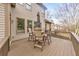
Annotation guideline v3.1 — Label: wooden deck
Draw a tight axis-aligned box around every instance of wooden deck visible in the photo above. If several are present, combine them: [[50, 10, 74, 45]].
[[8, 37, 76, 56]]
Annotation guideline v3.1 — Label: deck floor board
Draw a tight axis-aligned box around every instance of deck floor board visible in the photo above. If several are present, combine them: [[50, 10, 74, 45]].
[[8, 37, 76, 56]]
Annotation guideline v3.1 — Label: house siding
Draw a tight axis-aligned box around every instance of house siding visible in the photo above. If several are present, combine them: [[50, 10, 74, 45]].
[[11, 3, 46, 42], [0, 3, 10, 40], [0, 4, 5, 40], [31, 4, 45, 31], [0, 3, 10, 56], [11, 4, 32, 41]]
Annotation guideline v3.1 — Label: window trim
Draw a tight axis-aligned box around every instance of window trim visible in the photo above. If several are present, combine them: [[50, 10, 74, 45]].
[[16, 17, 25, 34], [27, 19, 33, 32], [25, 3, 32, 11], [18, 3, 32, 11]]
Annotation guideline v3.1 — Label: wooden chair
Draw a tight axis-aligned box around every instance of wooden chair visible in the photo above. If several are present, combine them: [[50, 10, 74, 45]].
[[28, 28, 35, 41], [44, 30, 52, 45], [28, 32, 35, 41], [34, 30, 45, 51]]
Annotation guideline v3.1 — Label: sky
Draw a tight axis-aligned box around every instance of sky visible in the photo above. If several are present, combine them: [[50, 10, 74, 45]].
[[44, 3, 62, 24], [44, 3, 60, 11]]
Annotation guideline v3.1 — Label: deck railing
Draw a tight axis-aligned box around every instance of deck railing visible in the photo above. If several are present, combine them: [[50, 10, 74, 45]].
[[0, 36, 10, 56], [70, 32, 79, 56]]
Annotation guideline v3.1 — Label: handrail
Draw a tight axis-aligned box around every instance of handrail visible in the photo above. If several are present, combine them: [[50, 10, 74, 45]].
[[71, 32, 79, 43], [0, 36, 10, 56], [70, 32, 79, 56], [0, 36, 9, 49]]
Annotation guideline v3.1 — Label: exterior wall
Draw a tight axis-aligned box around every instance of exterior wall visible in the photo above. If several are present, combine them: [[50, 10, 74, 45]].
[[11, 3, 46, 41], [51, 23, 54, 31], [0, 3, 46, 55], [0, 4, 5, 40], [0, 3, 10, 56], [5, 3, 11, 38], [11, 4, 32, 41], [45, 22, 51, 31], [0, 3, 10, 41], [31, 4, 45, 31]]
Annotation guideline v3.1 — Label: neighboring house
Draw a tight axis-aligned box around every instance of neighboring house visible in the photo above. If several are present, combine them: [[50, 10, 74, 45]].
[[10, 3, 47, 42], [51, 21, 54, 31], [54, 24, 68, 33], [45, 19, 52, 31], [45, 19, 54, 34]]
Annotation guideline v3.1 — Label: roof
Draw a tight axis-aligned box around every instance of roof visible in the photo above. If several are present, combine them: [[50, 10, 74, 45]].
[[45, 19, 52, 24], [11, 3, 16, 8], [37, 3, 47, 10]]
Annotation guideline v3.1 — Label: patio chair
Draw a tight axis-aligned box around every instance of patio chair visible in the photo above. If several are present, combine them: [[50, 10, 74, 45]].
[[34, 30, 45, 51], [28, 32, 35, 41], [28, 28, 35, 41], [45, 30, 52, 45]]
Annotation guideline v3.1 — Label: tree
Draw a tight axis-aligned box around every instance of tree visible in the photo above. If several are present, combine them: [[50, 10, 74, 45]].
[[46, 10, 53, 19], [54, 3, 79, 33]]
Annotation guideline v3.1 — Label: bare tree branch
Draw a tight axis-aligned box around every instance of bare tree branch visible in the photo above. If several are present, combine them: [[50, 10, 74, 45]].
[[54, 3, 79, 32]]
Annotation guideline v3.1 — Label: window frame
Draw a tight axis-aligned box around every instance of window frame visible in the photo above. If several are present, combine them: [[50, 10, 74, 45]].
[[16, 17, 25, 34], [27, 20, 32, 32], [24, 3, 32, 10], [18, 3, 32, 11]]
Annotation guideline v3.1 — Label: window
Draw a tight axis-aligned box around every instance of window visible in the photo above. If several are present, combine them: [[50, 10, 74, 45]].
[[19, 3, 32, 10], [37, 12, 40, 22], [34, 21, 41, 28], [19, 3, 25, 6], [27, 20, 32, 32], [35, 12, 41, 28], [25, 3, 32, 10], [17, 18, 25, 33]]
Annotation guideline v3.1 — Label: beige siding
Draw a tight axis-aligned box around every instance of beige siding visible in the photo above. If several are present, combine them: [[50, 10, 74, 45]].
[[0, 3, 10, 40], [5, 4, 11, 38], [51, 23, 54, 31], [0, 4, 11, 53], [31, 4, 45, 31], [0, 4, 5, 40], [11, 3, 46, 42], [11, 4, 32, 41]]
